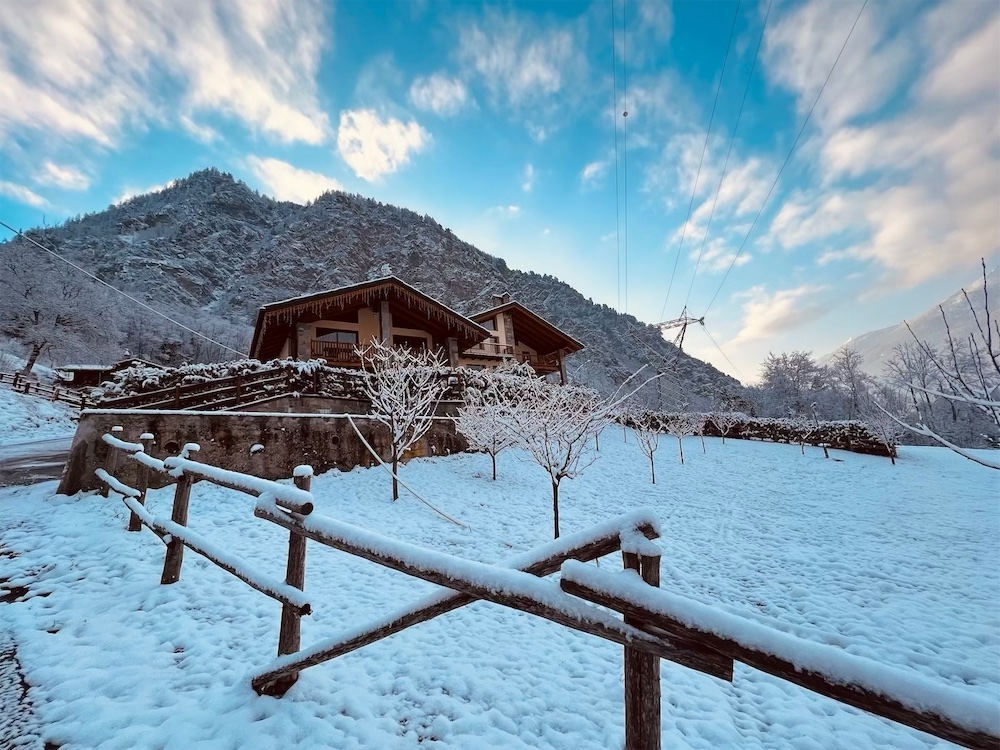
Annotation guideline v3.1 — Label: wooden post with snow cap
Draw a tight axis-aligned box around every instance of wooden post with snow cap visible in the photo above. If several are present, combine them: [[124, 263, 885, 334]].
[[160, 443, 199, 585], [621, 529, 662, 750], [101, 425, 125, 498], [264, 464, 313, 697], [129, 433, 155, 532]]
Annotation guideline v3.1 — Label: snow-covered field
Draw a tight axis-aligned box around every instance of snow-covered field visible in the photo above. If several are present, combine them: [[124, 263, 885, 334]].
[[0, 388, 78, 447], [1, 427, 997, 749]]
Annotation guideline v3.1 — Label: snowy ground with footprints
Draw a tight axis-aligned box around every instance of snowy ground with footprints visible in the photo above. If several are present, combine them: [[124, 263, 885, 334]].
[[1, 417, 997, 749]]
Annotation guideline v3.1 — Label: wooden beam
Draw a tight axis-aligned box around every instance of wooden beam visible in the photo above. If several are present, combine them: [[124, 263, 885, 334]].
[[623, 549, 661, 750], [250, 512, 732, 695], [560, 573, 997, 750]]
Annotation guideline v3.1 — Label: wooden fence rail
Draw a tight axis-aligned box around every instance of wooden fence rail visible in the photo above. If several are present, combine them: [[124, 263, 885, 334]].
[[99, 366, 295, 411], [0, 371, 94, 408], [97, 428, 315, 679], [94, 431, 996, 750]]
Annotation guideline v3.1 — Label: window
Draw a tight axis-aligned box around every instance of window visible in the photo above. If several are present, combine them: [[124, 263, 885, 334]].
[[480, 318, 495, 331], [393, 335, 427, 351], [315, 328, 358, 344]]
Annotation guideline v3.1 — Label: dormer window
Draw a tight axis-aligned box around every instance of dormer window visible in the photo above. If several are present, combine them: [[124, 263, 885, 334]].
[[481, 318, 496, 332]]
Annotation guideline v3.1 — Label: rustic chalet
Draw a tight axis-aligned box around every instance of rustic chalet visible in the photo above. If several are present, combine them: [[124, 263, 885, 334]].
[[461, 293, 584, 383], [249, 278, 583, 383]]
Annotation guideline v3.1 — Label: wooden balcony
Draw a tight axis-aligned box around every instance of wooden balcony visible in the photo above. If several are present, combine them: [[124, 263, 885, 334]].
[[310, 340, 362, 366], [463, 341, 514, 358], [518, 352, 560, 374]]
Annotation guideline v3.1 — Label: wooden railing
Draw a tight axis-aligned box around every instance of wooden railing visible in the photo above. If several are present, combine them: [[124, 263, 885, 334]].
[[463, 341, 514, 357], [99, 367, 295, 411], [517, 352, 560, 372], [96, 431, 994, 750], [310, 340, 362, 365], [0, 371, 94, 408]]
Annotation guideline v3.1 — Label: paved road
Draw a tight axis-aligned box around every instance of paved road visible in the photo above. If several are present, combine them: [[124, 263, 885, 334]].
[[0, 436, 72, 488]]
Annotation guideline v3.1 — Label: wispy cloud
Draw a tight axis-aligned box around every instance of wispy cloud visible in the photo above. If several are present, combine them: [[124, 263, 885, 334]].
[[488, 204, 521, 218], [409, 74, 469, 116], [731, 283, 831, 346], [245, 157, 343, 204], [761, 0, 1000, 288], [0, 1, 331, 153], [34, 161, 90, 190], [580, 160, 609, 188], [522, 163, 535, 193], [336, 109, 430, 181], [0, 181, 47, 208]]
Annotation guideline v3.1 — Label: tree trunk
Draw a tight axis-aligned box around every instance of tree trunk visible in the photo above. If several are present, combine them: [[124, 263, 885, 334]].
[[677, 438, 685, 465], [700, 434, 706, 453], [20, 342, 43, 376], [595, 433, 600, 451], [552, 480, 560, 539], [649, 455, 656, 484], [491, 452, 497, 481], [392, 454, 399, 501]]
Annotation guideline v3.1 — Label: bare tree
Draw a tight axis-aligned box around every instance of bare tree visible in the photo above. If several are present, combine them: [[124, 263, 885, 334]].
[[710, 411, 740, 444], [888, 260, 1000, 470], [456, 361, 534, 480], [359, 340, 450, 499], [662, 413, 702, 464], [829, 346, 870, 419], [634, 412, 662, 483], [508, 371, 657, 538], [861, 389, 904, 465]]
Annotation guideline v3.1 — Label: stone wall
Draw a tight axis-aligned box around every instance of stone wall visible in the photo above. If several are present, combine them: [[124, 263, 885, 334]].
[[58, 407, 466, 496]]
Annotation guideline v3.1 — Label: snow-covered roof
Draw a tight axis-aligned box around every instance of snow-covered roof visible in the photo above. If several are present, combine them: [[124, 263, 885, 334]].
[[472, 300, 585, 354]]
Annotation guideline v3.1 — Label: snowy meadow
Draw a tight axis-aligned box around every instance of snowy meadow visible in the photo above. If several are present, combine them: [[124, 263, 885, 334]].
[[1, 431, 997, 749]]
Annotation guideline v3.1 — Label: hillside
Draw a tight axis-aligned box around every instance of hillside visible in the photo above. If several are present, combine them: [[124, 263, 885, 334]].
[[820, 266, 999, 377], [0, 168, 739, 404]]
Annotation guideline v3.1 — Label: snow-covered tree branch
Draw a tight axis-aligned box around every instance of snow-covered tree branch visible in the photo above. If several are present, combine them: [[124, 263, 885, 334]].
[[359, 340, 450, 499]]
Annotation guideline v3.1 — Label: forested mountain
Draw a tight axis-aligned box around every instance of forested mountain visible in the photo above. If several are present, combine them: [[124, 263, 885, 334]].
[[0, 168, 740, 405]]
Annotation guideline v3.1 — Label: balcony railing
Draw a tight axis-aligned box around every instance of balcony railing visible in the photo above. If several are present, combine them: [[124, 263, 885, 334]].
[[463, 341, 515, 358], [518, 352, 560, 372], [310, 340, 362, 365]]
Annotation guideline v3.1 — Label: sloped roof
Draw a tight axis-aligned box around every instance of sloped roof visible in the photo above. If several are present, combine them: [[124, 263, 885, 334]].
[[251, 276, 491, 360], [471, 300, 585, 355]]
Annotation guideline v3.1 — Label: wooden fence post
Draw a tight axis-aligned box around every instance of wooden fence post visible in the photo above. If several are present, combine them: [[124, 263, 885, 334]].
[[265, 467, 312, 696], [623, 547, 662, 750], [128, 433, 155, 532], [160, 445, 198, 585], [101, 426, 124, 498], [173, 383, 180, 409]]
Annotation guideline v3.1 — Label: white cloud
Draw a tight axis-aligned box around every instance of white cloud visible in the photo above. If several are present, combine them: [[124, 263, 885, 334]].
[[0, 181, 47, 207], [522, 163, 535, 193], [457, 10, 587, 113], [0, 1, 331, 151], [580, 160, 609, 188], [409, 74, 469, 116], [34, 161, 90, 190], [488, 205, 521, 218], [764, 3, 1000, 288], [336, 109, 430, 182], [245, 156, 343, 204], [731, 284, 831, 345]]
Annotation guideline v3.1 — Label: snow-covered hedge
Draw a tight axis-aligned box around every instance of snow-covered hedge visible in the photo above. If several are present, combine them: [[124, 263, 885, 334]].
[[624, 411, 896, 458], [92, 359, 365, 402]]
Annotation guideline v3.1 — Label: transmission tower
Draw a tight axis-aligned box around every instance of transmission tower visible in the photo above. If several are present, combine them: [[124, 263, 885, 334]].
[[655, 307, 705, 351]]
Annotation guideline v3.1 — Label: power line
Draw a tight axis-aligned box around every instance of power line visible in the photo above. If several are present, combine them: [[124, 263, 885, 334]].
[[0, 219, 249, 358], [611, 0, 622, 312], [703, 0, 868, 318], [660, 0, 742, 322], [702, 323, 745, 381], [684, 0, 772, 311], [622, 0, 629, 314]]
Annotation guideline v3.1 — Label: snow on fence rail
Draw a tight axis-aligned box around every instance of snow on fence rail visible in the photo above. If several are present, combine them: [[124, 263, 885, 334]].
[[94, 429, 992, 750], [0, 371, 94, 408], [560, 562, 999, 750], [97, 429, 316, 663]]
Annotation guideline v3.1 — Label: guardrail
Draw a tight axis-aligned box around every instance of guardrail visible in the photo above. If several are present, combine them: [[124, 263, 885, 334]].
[[99, 367, 297, 411]]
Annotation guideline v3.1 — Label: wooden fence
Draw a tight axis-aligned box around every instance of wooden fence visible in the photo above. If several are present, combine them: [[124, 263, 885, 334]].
[[99, 366, 299, 411], [97, 434, 997, 750], [0, 371, 94, 409]]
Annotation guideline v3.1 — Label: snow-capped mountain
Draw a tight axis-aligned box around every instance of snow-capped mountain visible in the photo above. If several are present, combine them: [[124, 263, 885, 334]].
[[819, 265, 999, 376], [1, 169, 740, 403]]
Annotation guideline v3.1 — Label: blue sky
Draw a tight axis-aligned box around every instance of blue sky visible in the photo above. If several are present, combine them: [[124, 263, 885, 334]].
[[1, 0, 997, 382]]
